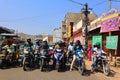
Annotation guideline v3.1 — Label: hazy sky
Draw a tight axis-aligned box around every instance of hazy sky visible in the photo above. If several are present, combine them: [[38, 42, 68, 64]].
[[0, 0, 119, 35]]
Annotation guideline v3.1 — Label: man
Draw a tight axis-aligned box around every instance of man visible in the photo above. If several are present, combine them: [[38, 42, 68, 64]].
[[91, 42, 106, 72], [23, 38, 34, 65]]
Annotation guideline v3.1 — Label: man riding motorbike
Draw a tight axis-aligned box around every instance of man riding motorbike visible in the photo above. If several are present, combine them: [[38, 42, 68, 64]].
[[53, 40, 67, 71], [70, 40, 84, 71], [2, 40, 14, 63], [91, 42, 106, 73], [23, 38, 34, 67], [34, 40, 41, 68], [66, 40, 74, 64]]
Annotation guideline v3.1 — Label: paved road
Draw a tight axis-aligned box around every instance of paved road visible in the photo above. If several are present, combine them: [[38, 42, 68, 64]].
[[0, 67, 111, 80]]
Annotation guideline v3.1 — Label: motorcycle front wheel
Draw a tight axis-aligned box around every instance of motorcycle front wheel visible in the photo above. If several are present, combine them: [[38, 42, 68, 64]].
[[103, 62, 110, 76], [40, 58, 44, 71], [79, 61, 85, 75]]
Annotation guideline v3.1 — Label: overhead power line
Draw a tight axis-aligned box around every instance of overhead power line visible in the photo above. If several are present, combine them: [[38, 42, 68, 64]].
[[68, 0, 84, 6], [93, 0, 107, 6], [112, 0, 120, 2]]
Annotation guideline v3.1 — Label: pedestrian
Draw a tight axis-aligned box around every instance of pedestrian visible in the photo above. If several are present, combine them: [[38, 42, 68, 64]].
[[87, 44, 92, 61]]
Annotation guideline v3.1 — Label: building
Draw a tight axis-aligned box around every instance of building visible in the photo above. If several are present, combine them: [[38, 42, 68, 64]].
[[73, 12, 98, 45], [88, 8, 120, 57], [53, 27, 62, 43], [43, 35, 53, 44], [62, 12, 82, 41]]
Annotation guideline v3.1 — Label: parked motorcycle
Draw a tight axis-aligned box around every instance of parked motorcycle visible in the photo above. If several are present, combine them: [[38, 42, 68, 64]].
[[93, 53, 110, 76], [53, 48, 64, 72], [23, 48, 33, 71], [74, 49, 85, 75]]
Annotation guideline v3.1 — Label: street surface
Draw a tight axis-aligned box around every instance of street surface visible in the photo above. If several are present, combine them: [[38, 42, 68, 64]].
[[1, 60, 120, 80], [0, 67, 109, 80]]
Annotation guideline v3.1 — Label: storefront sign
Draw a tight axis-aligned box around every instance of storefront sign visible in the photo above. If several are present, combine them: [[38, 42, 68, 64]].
[[106, 36, 118, 49], [100, 8, 119, 32], [100, 17, 119, 32], [92, 35, 102, 48]]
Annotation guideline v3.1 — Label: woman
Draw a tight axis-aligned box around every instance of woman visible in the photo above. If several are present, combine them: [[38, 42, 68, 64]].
[[70, 40, 84, 71]]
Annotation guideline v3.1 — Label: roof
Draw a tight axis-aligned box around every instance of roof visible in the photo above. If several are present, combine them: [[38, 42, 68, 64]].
[[0, 26, 14, 33], [0, 33, 18, 37]]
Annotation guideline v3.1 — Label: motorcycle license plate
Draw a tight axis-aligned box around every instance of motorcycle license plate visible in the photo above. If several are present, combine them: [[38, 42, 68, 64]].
[[18, 59, 22, 62]]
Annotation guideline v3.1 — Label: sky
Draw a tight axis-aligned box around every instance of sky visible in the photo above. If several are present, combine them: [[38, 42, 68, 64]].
[[0, 0, 120, 35]]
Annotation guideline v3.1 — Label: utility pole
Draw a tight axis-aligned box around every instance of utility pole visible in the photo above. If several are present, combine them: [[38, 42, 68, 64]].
[[82, 3, 90, 52], [108, 0, 111, 10], [108, 0, 112, 61], [68, 1, 91, 53]]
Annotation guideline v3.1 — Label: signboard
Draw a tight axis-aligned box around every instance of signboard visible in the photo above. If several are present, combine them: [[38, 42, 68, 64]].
[[101, 17, 119, 32], [100, 8, 119, 32], [92, 35, 102, 48], [106, 36, 118, 49]]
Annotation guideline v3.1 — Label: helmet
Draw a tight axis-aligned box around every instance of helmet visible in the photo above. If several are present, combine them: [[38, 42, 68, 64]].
[[75, 40, 81, 45], [27, 38, 31, 42], [58, 40, 63, 45], [94, 42, 100, 49]]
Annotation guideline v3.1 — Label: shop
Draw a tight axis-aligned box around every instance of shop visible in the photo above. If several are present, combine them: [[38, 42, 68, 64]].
[[88, 8, 120, 57]]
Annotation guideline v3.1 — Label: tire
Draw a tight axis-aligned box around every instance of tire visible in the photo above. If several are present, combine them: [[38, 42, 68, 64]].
[[79, 61, 85, 75], [23, 64, 27, 71], [56, 64, 59, 72], [103, 63, 110, 76], [40, 58, 44, 71]]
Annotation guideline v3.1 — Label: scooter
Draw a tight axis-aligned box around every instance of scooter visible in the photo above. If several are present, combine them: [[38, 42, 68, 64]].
[[53, 48, 64, 72]]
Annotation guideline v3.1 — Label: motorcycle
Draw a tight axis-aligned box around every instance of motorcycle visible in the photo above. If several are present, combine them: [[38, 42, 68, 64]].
[[23, 48, 33, 71], [0, 48, 7, 68], [39, 49, 49, 71], [34, 47, 40, 68], [93, 53, 110, 76], [74, 49, 85, 75], [0, 48, 13, 68], [53, 48, 64, 72]]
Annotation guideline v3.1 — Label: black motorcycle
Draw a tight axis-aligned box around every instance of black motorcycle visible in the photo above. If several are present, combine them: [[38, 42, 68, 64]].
[[34, 49, 40, 68], [0, 48, 13, 68], [39, 49, 49, 71], [93, 53, 110, 76], [23, 48, 34, 71]]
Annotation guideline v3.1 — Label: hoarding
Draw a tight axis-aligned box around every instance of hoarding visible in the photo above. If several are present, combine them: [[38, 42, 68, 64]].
[[106, 36, 118, 49], [100, 17, 119, 32], [100, 8, 119, 32]]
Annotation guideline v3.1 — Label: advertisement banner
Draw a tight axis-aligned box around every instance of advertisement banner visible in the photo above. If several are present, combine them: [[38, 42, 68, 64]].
[[92, 35, 102, 48], [100, 17, 119, 32], [106, 36, 118, 49], [100, 8, 119, 32]]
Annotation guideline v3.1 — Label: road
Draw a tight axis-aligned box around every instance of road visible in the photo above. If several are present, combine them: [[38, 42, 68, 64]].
[[0, 67, 111, 80]]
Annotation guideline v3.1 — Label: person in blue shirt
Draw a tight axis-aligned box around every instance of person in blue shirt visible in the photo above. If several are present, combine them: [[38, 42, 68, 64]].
[[69, 40, 84, 71], [66, 40, 74, 63]]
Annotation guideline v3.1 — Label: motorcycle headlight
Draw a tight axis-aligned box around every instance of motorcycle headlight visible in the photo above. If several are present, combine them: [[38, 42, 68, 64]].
[[79, 53, 84, 58], [101, 55, 107, 59]]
